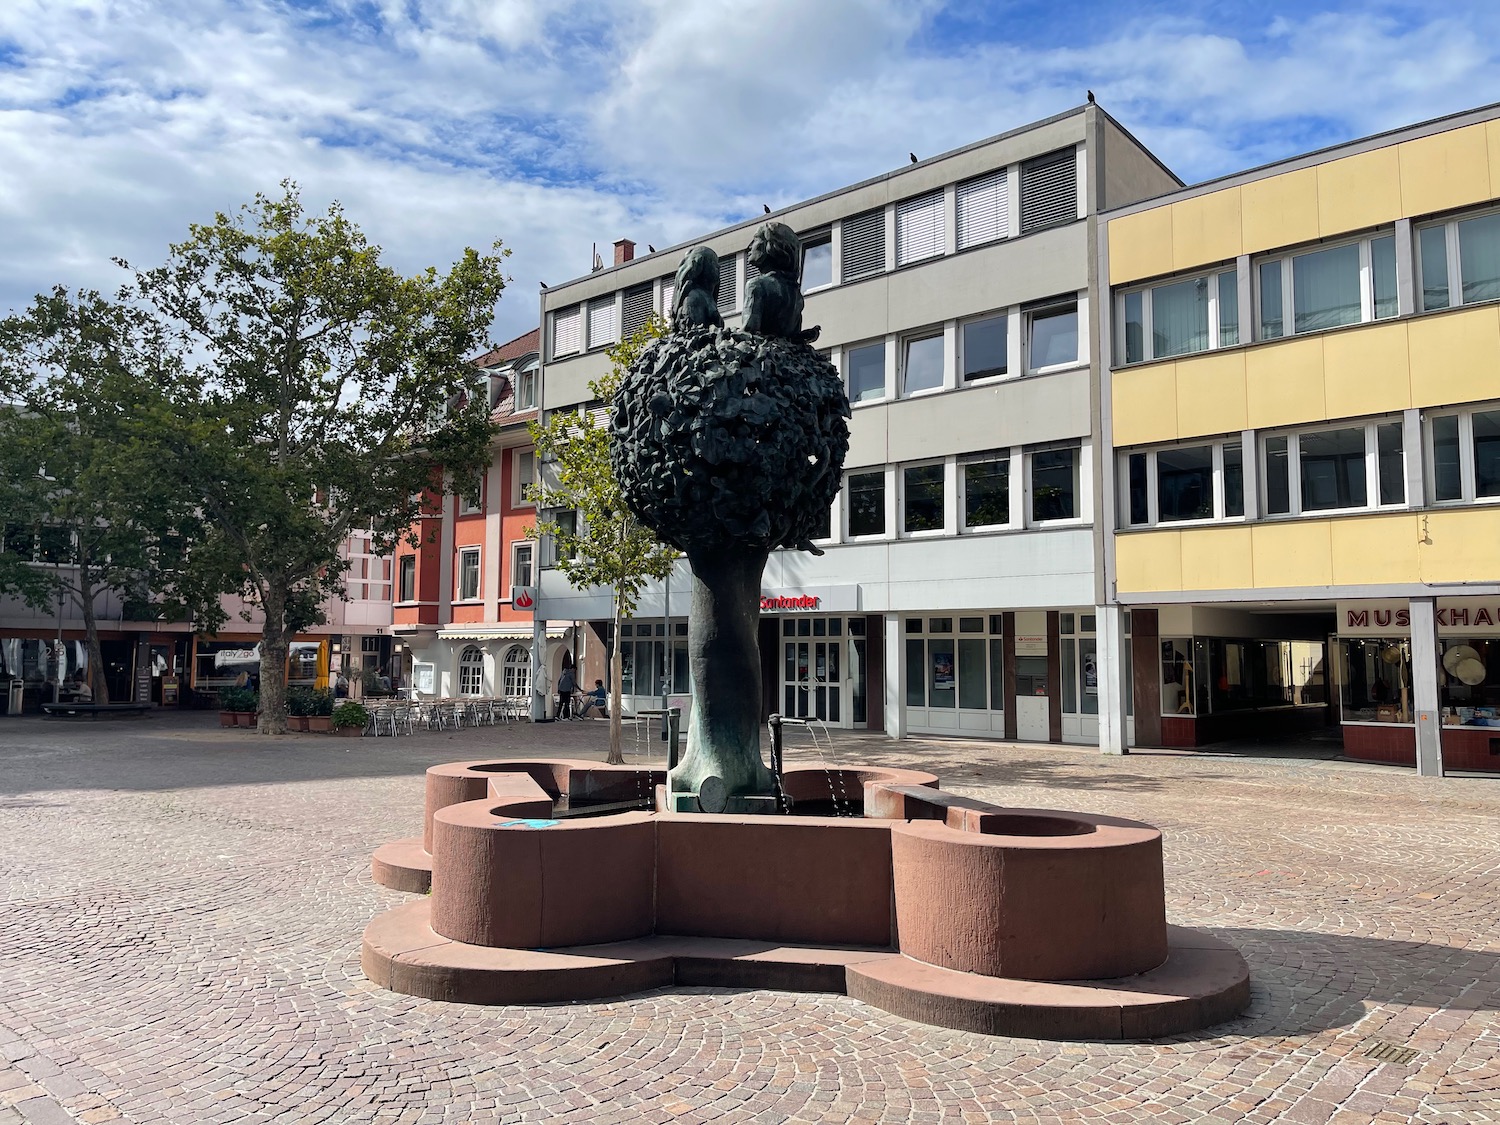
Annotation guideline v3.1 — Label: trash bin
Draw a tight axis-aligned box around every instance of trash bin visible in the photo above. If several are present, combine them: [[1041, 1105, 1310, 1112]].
[[3, 679, 23, 716]]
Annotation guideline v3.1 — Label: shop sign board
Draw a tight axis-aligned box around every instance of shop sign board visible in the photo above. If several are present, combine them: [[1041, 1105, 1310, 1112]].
[[758, 585, 859, 613], [1014, 634, 1047, 656], [510, 586, 537, 610], [1339, 598, 1500, 636]]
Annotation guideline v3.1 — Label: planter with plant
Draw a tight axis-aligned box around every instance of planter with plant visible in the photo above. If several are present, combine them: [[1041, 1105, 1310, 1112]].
[[237, 691, 259, 727], [331, 700, 368, 737], [286, 687, 313, 732], [308, 688, 335, 732], [217, 688, 241, 728]]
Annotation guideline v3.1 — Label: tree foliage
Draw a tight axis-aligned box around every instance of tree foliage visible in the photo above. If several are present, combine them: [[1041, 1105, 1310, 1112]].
[[528, 316, 679, 762], [123, 182, 508, 732], [0, 287, 201, 702]]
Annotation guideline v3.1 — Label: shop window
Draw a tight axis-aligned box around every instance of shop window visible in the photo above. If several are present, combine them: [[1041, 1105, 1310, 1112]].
[[458, 645, 485, 696], [845, 341, 886, 404], [397, 556, 415, 603], [902, 463, 945, 534], [1255, 232, 1397, 340], [961, 312, 1007, 381], [1028, 444, 1080, 524], [961, 455, 1010, 530], [1439, 637, 1500, 728], [901, 332, 944, 396], [1261, 419, 1405, 517], [1118, 268, 1237, 364], [1160, 638, 1197, 716], [801, 233, 832, 292], [1026, 301, 1078, 372], [1427, 405, 1500, 504], [1418, 208, 1500, 311], [1338, 638, 1411, 724], [846, 470, 886, 537]]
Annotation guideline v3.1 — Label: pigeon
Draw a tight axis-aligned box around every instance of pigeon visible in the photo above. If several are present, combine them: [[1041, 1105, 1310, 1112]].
[[763, 204, 771, 214], [909, 152, 918, 163], [647, 244, 656, 253], [539, 281, 547, 289], [1087, 89, 1095, 103]]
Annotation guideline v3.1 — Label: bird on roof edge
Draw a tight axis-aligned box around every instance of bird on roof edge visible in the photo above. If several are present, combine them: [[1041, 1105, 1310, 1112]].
[[1087, 89, 1095, 103], [648, 244, 656, 253], [909, 152, 918, 163], [763, 204, 771, 214]]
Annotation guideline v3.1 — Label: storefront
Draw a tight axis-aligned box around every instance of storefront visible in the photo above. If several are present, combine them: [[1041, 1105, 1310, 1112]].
[[1336, 598, 1500, 771], [189, 637, 329, 697]]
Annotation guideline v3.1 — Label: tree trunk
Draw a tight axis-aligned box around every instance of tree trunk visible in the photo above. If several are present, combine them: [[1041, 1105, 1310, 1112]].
[[606, 594, 624, 764], [76, 571, 111, 705], [668, 545, 773, 800], [258, 583, 290, 735]]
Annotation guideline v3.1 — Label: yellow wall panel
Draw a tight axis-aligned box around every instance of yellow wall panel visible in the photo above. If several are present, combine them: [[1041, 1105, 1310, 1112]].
[[1245, 337, 1325, 428], [1179, 526, 1253, 591], [1398, 124, 1492, 217], [1419, 508, 1500, 583], [1108, 208, 1174, 286], [1316, 147, 1402, 236], [1111, 362, 1179, 447], [1251, 521, 1334, 588], [1115, 532, 1183, 594], [1170, 188, 1242, 272], [1174, 350, 1247, 438], [1330, 516, 1420, 585], [1322, 323, 1412, 420], [1240, 168, 1320, 254], [1406, 306, 1500, 408]]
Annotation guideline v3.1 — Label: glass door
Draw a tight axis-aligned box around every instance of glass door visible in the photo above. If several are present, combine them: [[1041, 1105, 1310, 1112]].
[[782, 617, 843, 724]]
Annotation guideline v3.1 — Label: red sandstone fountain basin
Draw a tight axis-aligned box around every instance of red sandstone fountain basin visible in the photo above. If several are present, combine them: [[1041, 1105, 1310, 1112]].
[[365, 759, 1249, 1040]]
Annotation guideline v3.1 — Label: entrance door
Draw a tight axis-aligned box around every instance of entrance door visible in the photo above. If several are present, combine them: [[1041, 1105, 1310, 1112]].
[[1014, 655, 1050, 741], [782, 617, 844, 725]]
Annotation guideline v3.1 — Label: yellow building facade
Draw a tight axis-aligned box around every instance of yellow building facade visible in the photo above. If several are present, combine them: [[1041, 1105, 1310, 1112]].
[[1101, 104, 1500, 774]]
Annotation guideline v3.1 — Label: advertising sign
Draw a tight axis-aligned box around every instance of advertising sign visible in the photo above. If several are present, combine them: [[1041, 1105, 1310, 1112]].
[[511, 587, 537, 610]]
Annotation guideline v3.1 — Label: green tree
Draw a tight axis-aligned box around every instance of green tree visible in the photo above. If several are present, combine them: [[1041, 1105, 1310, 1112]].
[[124, 183, 508, 732], [0, 288, 199, 702], [528, 317, 679, 763]]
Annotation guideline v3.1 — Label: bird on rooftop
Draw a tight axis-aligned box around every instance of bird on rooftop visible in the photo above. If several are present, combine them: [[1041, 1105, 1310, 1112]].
[[909, 152, 918, 163], [1087, 90, 1095, 103], [539, 281, 547, 289], [763, 204, 771, 214], [648, 244, 656, 253]]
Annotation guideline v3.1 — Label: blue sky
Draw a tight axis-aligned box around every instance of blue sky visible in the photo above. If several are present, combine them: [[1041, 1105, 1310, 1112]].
[[3, 0, 1500, 346]]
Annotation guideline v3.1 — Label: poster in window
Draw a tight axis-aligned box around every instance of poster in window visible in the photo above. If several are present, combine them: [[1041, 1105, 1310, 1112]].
[[932, 650, 954, 689], [1083, 652, 1097, 695]]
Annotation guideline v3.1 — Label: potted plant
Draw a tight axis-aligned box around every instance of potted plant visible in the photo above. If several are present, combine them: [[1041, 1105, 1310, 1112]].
[[307, 688, 335, 733], [331, 700, 368, 737], [236, 690, 259, 728], [217, 688, 240, 728], [286, 687, 313, 732]]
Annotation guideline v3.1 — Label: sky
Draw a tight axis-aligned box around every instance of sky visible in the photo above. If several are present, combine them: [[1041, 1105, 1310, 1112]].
[[4, 0, 1500, 348]]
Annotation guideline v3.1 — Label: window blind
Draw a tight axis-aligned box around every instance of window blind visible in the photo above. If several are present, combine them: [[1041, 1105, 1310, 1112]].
[[659, 277, 676, 317], [586, 296, 617, 348], [552, 306, 581, 357], [896, 191, 944, 265], [716, 255, 738, 313], [957, 169, 1008, 249], [841, 208, 886, 281], [1020, 148, 1078, 234], [621, 283, 653, 337]]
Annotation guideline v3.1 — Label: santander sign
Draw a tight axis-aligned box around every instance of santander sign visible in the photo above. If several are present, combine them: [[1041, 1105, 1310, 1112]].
[[512, 588, 535, 609]]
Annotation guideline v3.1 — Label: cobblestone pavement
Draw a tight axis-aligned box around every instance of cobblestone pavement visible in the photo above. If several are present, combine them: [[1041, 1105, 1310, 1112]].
[[0, 713, 1496, 1124]]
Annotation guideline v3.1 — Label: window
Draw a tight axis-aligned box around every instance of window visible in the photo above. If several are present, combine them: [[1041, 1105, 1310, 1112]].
[[502, 645, 530, 697], [457, 547, 481, 602], [659, 276, 676, 317], [1019, 148, 1078, 233], [398, 555, 415, 602], [957, 169, 1007, 249], [514, 449, 535, 506], [903, 463, 945, 533], [552, 306, 581, 357], [1027, 301, 1078, 371], [895, 191, 944, 266], [1427, 405, 1500, 503], [801, 234, 832, 291], [845, 341, 886, 403], [514, 360, 537, 410], [621, 283, 653, 337], [902, 333, 944, 395], [1261, 419, 1405, 516], [1029, 445, 1079, 523], [1118, 268, 1238, 364], [847, 470, 886, 537], [458, 645, 485, 697], [1255, 233, 1397, 340], [961, 454, 1010, 529], [1121, 439, 1244, 527], [459, 471, 483, 515], [512, 542, 533, 590], [716, 255, 737, 314], [1418, 209, 1500, 311], [961, 313, 1007, 381], [841, 208, 886, 282], [586, 295, 617, 349]]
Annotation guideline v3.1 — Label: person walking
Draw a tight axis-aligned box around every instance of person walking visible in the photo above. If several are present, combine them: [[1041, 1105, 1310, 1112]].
[[556, 664, 576, 719]]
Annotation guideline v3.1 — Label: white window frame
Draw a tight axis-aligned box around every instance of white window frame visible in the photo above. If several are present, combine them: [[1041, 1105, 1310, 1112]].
[[397, 555, 416, 603], [511, 541, 534, 590], [513, 448, 536, 508], [1259, 418, 1406, 518], [959, 452, 1013, 532], [958, 309, 1012, 384], [1118, 438, 1246, 528], [1424, 403, 1500, 505], [1115, 267, 1238, 365], [501, 644, 530, 697], [900, 459, 948, 537], [844, 467, 891, 541], [801, 231, 833, 293], [1024, 442, 1089, 527], [899, 329, 945, 398], [456, 546, 481, 603], [458, 470, 483, 515], [551, 306, 581, 358], [843, 338, 889, 406], [1025, 297, 1083, 375], [1416, 204, 1500, 312], [514, 360, 537, 410], [458, 645, 485, 697], [1253, 230, 1398, 341]]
